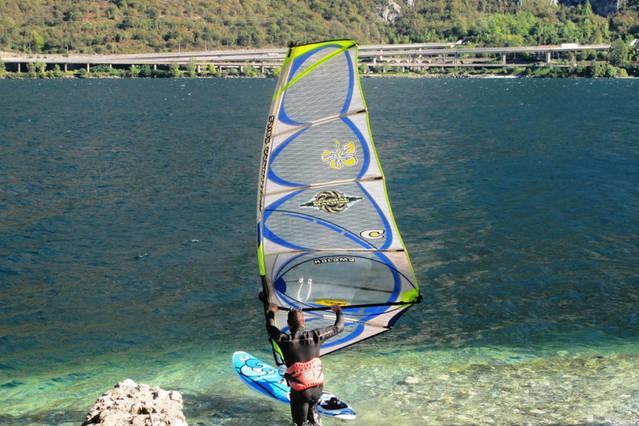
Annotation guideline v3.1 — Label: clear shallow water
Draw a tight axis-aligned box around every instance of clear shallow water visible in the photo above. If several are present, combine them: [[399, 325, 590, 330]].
[[0, 78, 638, 425]]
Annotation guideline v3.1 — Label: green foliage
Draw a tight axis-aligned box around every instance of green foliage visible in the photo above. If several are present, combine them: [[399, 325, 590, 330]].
[[241, 64, 258, 77], [169, 62, 181, 77], [26, 62, 37, 78], [207, 63, 219, 77], [91, 64, 112, 73], [0, 59, 6, 76], [129, 64, 140, 77], [186, 58, 198, 77], [609, 39, 631, 65], [50, 64, 63, 78], [0, 0, 635, 54], [35, 61, 46, 77], [139, 64, 153, 77], [588, 60, 625, 77], [30, 31, 45, 52]]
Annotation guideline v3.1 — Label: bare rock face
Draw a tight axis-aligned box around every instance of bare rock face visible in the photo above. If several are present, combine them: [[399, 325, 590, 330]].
[[378, 0, 403, 24], [82, 379, 187, 426]]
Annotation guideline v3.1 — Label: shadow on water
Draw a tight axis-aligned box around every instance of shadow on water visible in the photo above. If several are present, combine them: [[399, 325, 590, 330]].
[[0, 411, 84, 426], [0, 395, 282, 426], [183, 393, 288, 425]]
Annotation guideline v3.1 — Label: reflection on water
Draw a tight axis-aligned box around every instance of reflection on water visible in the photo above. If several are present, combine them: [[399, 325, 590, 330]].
[[1, 79, 638, 425]]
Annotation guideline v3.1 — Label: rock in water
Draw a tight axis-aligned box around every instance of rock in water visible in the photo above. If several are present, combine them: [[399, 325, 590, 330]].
[[82, 379, 187, 426]]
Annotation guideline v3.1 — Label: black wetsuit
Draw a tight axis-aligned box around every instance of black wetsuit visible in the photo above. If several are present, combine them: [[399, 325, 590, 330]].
[[266, 310, 344, 426]]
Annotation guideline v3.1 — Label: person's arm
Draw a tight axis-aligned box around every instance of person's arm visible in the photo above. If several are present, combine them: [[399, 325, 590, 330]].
[[266, 304, 286, 341], [316, 306, 345, 342]]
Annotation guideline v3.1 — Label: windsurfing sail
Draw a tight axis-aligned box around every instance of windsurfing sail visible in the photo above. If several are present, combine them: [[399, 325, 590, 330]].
[[257, 39, 420, 358]]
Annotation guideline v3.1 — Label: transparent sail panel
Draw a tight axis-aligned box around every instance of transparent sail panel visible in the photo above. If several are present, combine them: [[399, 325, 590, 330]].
[[258, 40, 420, 359]]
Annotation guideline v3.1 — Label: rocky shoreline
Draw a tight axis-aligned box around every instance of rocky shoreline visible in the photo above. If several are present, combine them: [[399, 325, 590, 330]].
[[81, 379, 187, 426]]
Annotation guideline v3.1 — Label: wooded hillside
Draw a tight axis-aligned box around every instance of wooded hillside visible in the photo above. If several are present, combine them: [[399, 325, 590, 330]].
[[0, 0, 637, 54]]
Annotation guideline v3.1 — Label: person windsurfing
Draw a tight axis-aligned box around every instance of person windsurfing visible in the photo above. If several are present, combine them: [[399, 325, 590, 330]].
[[266, 303, 344, 426]]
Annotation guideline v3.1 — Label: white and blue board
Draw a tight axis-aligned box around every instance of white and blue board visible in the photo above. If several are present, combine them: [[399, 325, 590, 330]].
[[232, 351, 356, 420]]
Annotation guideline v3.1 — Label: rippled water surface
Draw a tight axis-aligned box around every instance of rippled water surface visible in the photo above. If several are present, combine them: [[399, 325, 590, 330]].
[[1, 78, 638, 425]]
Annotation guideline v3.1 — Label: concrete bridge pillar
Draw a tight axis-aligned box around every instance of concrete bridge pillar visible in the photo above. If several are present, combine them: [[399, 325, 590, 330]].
[[502, 54, 507, 65], [153, 64, 157, 71], [86, 63, 90, 72], [196, 64, 201, 73], [546, 51, 551, 64], [64, 63, 68, 72], [17, 63, 21, 73]]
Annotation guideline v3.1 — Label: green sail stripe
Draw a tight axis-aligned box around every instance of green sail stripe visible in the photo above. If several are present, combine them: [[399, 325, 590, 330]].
[[273, 42, 355, 100]]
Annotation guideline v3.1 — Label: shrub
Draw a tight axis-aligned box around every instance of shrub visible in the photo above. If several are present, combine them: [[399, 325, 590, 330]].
[[50, 64, 63, 78], [609, 39, 631, 67], [27, 62, 38, 78], [186, 58, 198, 77], [139, 64, 153, 77], [241, 64, 258, 77], [129, 65, 140, 77], [169, 62, 181, 77]]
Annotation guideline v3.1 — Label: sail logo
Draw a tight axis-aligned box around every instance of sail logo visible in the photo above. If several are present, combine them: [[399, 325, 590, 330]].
[[258, 115, 275, 208], [360, 229, 385, 240], [321, 141, 358, 170], [313, 257, 355, 265], [300, 190, 361, 214]]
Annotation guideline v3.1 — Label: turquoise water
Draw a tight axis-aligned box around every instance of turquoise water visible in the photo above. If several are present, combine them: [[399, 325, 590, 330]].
[[1, 78, 638, 425]]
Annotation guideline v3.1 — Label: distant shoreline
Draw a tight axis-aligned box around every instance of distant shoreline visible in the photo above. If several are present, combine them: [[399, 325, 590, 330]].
[[1, 72, 637, 80], [2, 42, 637, 79]]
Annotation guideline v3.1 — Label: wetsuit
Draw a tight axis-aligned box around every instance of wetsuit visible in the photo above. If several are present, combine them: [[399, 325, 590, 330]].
[[266, 309, 344, 426]]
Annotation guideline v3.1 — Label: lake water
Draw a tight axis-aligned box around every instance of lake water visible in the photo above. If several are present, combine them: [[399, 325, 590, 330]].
[[1, 78, 638, 425]]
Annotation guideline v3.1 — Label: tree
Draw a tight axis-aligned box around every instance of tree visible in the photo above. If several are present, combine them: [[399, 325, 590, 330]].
[[139, 64, 153, 77], [186, 58, 197, 77], [129, 64, 140, 77], [169, 62, 181, 77], [51, 64, 63, 78], [609, 39, 631, 66], [31, 31, 46, 52], [241, 64, 258, 77], [27, 62, 37, 78], [35, 61, 46, 77]]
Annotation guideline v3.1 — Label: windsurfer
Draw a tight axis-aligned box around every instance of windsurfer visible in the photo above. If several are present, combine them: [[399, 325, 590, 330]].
[[266, 304, 344, 426]]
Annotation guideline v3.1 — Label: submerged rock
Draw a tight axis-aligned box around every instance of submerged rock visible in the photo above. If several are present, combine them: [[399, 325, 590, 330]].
[[82, 379, 187, 426]]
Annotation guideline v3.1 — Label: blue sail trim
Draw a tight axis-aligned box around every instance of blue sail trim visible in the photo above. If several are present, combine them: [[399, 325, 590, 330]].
[[357, 181, 393, 250], [267, 127, 309, 187], [341, 115, 370, 180], [262, 190, 306, 251], [340, 51, 355, 115], [279, 45, 355, 128]]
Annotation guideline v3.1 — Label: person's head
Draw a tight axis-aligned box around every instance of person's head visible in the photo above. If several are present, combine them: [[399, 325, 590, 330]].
[[287, 309, 305, 330]]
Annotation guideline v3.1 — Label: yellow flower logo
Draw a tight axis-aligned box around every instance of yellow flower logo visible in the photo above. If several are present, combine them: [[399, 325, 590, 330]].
[[321, 141, 358, 170]]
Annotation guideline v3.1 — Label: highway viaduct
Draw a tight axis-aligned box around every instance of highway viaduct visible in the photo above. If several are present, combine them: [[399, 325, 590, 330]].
[[0, 43, 612, 74]]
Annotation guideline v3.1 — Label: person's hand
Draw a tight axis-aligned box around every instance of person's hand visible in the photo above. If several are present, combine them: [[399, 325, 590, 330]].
[[330, 305, 342, 313], [269, 304, 278, 313]]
